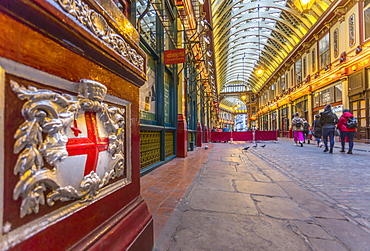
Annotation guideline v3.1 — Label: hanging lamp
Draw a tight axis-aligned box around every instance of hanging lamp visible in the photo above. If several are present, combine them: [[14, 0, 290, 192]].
[[294, 0, 316, 13]]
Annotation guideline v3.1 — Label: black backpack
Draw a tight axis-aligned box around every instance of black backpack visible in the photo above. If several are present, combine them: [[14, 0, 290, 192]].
[[295, 120, 302, 128], [346, 117, 357, 129], [303, 122, 309, 131]]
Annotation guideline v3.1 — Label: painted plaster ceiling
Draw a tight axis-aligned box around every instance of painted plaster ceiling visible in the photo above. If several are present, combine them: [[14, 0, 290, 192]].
[[211, 0, 332, 108]]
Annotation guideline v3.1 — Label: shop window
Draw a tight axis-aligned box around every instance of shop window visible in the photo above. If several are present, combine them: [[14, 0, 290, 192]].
[[139, 56, 157, 120], [349, 14, 356, 47], [365, 0, 370, 41], [311, 48, 316, 72], [285, 73, 289, 88], [136, 0, 157, 49], [281, 75, 286, 91], [319, 33, 330, 69], [271, 84, 275, 98], [290, 68, 294, 86], [313, 93, 320, 108], [333, 28, 339, 58], [321, 88, 334, 105], [334, 84, 342, 101], [296, 101, 305, 117], [164, 71, 172, 124], [295, 59, 302, 84]]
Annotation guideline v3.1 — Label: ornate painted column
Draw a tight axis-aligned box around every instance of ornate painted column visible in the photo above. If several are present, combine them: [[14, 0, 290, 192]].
[[196, 122, 203, 147], [341, 76, 349, 109], [177, 114, 188, 158], [0, 0, 152, 250]]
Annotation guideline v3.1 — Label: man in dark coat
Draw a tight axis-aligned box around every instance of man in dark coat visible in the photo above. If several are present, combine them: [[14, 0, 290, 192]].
[[312, 114, 322, 147], [319, 104, 338, 153]]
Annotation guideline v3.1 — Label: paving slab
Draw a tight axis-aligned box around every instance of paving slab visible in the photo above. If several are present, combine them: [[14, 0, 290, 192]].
[[253, 195, 313, 220], [193, 176, 235, 192], [293, 221, 334, 239], [252, 173, 272, 182], [187, 189, 258, 215], [163, 211, 310, 251], [278, 181, 346, 219], [201, 170, 255, 181], [234, 180, 289, 197], [152, 141, 370, 250], [309, 239, 348, 251], [317, 218, 370, 251]]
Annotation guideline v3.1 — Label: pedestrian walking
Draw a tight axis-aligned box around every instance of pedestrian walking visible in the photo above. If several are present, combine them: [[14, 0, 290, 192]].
[[292, 112, 304, 147], [312, 114, 322, 147], [319, 104, 338, 153], [302, 118, 310, 144], [337, 109, 357, 154]]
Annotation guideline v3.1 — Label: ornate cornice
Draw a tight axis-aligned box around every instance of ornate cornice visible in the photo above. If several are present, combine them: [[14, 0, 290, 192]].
[[54, 0, 144, 72]]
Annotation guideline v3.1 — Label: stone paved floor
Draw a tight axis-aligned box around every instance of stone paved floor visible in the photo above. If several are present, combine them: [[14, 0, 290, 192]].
[[141, 138, 370, 250], [140, 145, 212, 240]]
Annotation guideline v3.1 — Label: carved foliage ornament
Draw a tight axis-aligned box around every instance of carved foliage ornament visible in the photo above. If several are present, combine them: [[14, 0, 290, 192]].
[[54, 0, 144, 71], [11, 79, 128, 218]]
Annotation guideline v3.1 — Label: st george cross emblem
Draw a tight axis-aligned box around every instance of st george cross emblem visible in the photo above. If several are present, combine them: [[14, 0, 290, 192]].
[[11, 79, 130, 218]]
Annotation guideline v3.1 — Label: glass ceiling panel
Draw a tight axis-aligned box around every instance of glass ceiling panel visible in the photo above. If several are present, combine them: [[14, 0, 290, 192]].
[[212, 0, 331, 108]]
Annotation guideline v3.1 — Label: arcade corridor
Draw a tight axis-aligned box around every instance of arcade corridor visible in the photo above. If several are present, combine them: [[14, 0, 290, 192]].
[[3, 0, 370, 249], [142, 140, 370, 250]]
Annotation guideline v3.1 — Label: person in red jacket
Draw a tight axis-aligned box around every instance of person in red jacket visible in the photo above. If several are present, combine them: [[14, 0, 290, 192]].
[[337, 109, 357, 154]]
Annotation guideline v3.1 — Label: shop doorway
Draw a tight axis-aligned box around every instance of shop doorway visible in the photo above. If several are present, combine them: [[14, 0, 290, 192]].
[[350, 98, 366, 140]]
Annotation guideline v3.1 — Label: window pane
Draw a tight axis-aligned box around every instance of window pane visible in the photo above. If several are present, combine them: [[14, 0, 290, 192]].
[[335, 84, 342, 102], [137, 0, 156, 49], [139, 56, 156, 120]]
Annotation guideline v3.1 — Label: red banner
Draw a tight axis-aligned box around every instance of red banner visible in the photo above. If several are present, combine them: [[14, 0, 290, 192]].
[[164, 48, 186, 64], [232, 132, 253, 141], [210, 131, 278, 142], [254, 131, 278, 141]]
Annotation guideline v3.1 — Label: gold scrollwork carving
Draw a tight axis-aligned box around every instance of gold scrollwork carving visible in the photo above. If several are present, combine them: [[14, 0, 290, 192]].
[[54, 0, 144, 71]]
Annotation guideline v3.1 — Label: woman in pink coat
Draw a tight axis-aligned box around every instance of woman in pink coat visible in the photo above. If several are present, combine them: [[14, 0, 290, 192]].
[[337, 109, 357, 154]]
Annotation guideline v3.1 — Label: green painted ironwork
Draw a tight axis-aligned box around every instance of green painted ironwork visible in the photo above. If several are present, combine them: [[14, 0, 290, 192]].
[[140, 131, 161, 169], [164, 131, 174, 158]]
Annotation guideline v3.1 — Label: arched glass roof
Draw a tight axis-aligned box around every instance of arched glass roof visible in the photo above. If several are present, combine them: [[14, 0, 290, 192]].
[[212, 0, 332, 107]]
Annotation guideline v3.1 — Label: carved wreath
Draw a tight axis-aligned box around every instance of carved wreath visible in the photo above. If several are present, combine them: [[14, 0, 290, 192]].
[[11, 79, 126, 218]]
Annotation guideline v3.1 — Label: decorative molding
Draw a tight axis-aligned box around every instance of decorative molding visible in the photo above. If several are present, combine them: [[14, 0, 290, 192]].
[[0, 56, 133, 251], [54, 0, 144, 71], [11, 79, 131, 218]]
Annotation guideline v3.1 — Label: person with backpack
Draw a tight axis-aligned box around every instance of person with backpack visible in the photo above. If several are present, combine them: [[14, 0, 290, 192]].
[[312, 114, 323, 147], [337, 109, 357, 154], [292, 112, 304, 147], [302, 118, 310, 144], [319, 104, 338, 153]]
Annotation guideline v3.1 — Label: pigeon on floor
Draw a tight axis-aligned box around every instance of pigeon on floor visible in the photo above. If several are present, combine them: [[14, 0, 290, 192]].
[[242, 146, 249, 151], [261, 144, 266, 148], [253, 144, 258, 148], [205, 145, 209, 150]]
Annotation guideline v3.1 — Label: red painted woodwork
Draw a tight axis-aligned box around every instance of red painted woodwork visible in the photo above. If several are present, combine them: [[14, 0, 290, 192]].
[[203, 126, 209, 143], [196, 122, 202, 147], [0, 1, 153, 250], [176, 114, 188, 158]]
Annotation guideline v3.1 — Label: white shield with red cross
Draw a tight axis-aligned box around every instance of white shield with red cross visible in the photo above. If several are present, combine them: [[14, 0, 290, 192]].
[[12, 79, 130, 219], [58, 111, 115, 189]]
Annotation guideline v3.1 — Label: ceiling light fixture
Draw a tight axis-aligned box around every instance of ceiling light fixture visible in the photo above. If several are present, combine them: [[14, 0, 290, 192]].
[[294, 0, 315, 13]]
